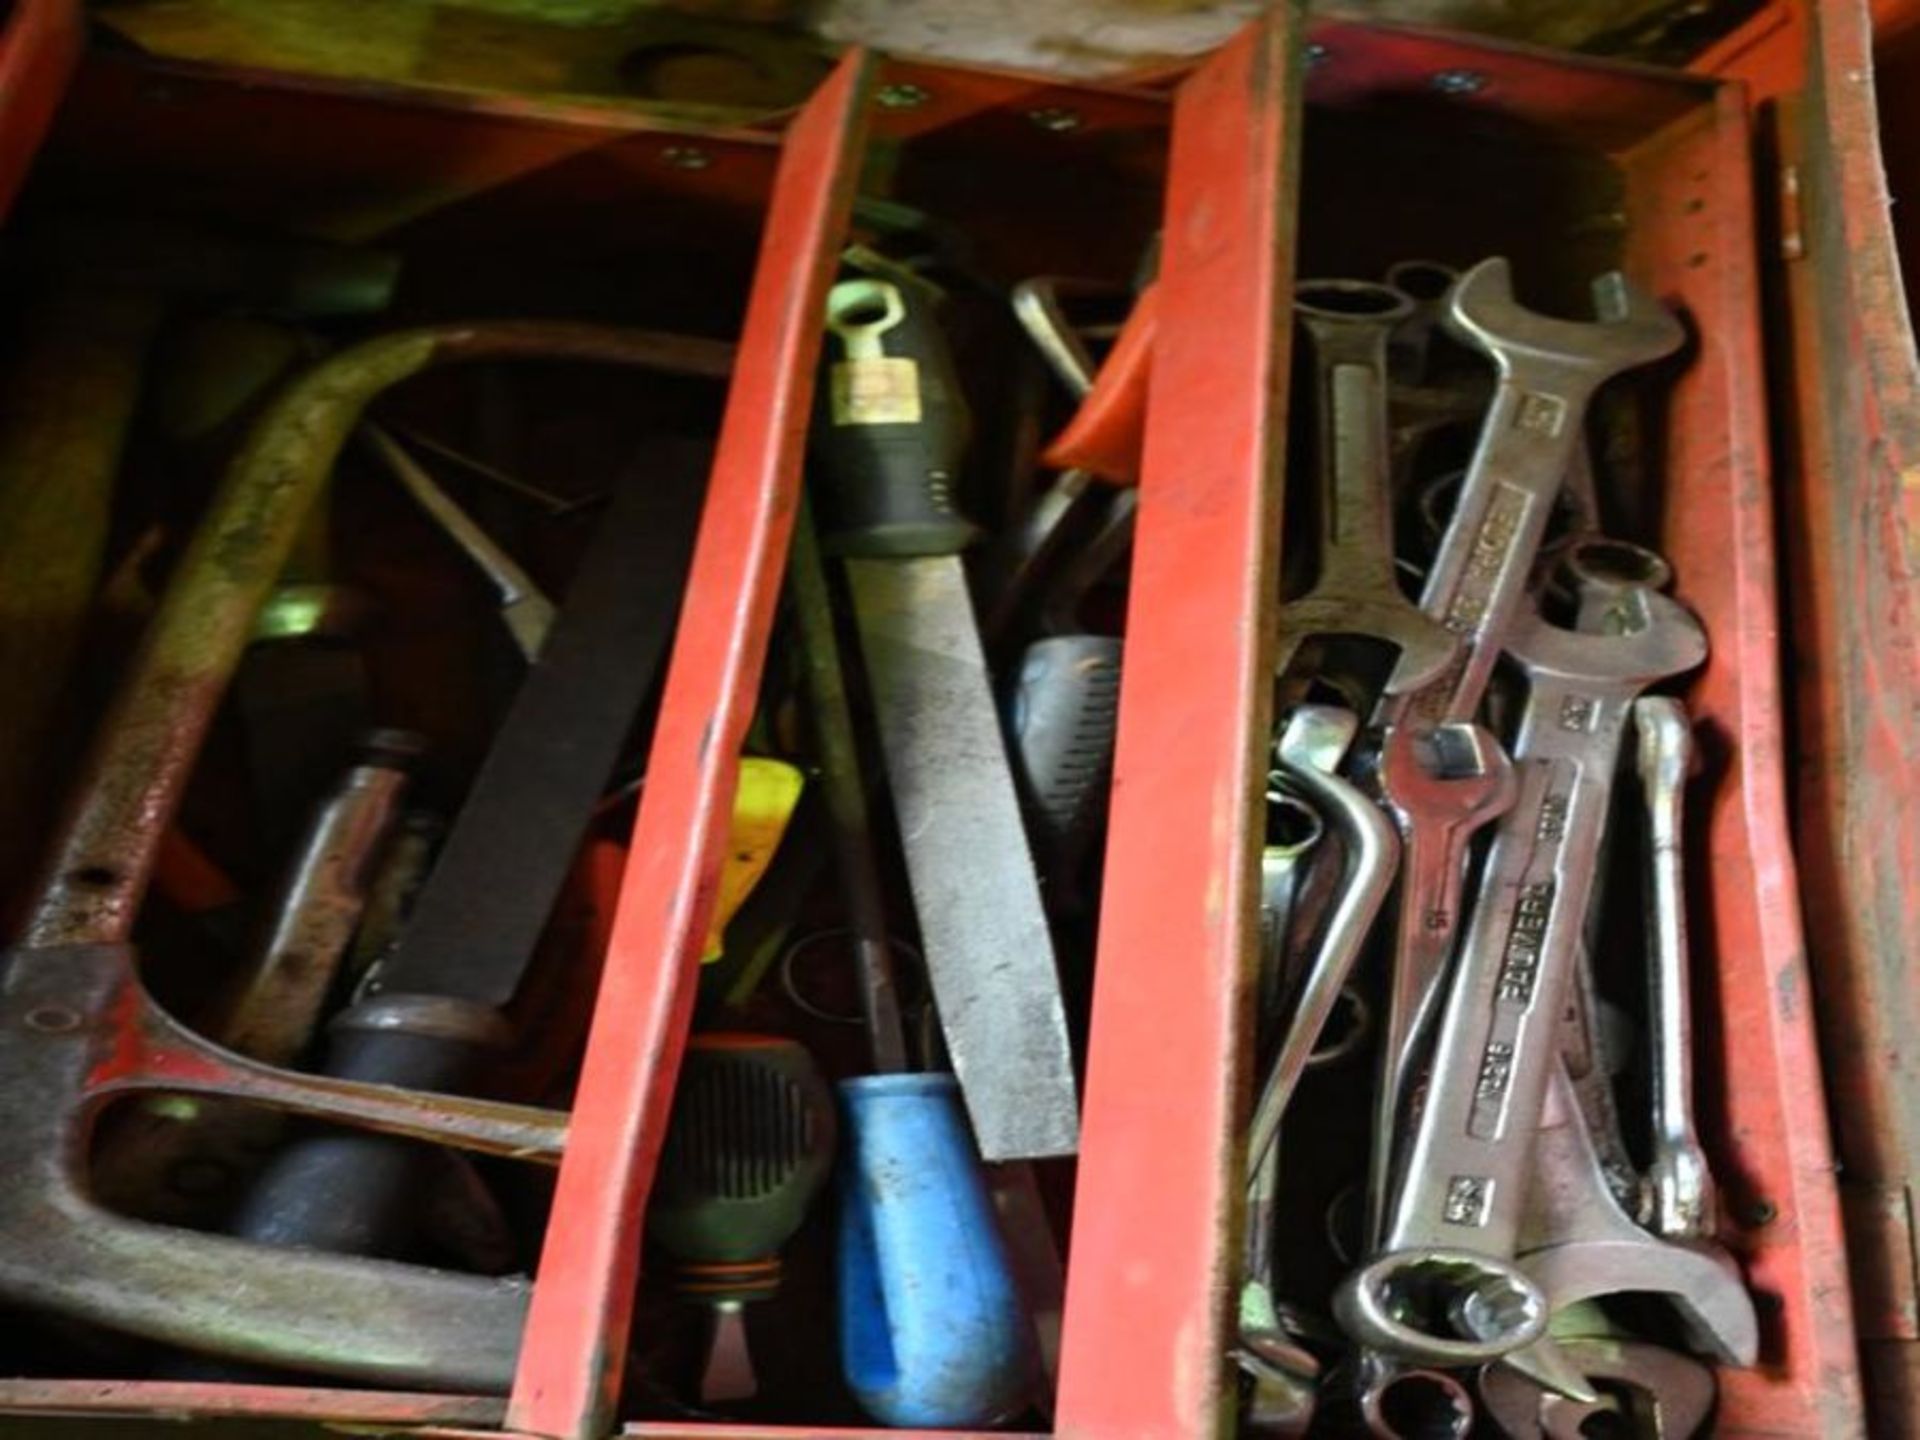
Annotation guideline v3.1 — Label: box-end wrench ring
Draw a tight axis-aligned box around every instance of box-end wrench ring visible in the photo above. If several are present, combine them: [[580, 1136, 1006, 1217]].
[[1355, 1360, 1476, 1440]]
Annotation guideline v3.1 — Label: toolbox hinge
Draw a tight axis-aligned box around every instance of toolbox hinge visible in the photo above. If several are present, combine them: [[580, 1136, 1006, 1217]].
[[1841, 1180, 1920, 1340]]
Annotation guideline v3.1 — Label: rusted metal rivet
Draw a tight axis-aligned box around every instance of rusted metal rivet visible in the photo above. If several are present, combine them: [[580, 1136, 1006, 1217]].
[[24, 1005, 81, 1034], [1027, 106, 1084, 133], [876, 82, 931, 110], [1431, 69, 1488, 96], [662, 146, 712, 171]]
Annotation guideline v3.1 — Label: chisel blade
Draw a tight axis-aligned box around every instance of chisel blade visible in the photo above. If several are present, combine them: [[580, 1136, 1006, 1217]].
[[846, 555, 1079, 1161]]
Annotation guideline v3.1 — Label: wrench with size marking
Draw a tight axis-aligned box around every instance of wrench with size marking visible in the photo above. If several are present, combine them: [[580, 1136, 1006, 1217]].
[[1480, 1331, 1717, 1440], [1382, 258, 1682, 729], [1338, 569, 1706, 1367], [1277, 281, 1458, 699], [1367, 720, 1515, 1245]]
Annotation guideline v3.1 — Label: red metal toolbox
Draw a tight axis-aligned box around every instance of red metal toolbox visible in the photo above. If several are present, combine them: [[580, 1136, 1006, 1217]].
[[1695, 0, 1920, 1430], [0, 0, 1905, 1435]]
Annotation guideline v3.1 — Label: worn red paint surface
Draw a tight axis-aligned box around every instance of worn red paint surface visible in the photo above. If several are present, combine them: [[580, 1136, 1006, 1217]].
[[505, 50, 874, 1440], [0, 1381, 506, 1427], [1054, 18, 1296, 1439], [1618, 87, 1865, 1436], [48, 50, 784, 243], [1698, 2, 1920, 1430], [0, 10, 1882, 1436]]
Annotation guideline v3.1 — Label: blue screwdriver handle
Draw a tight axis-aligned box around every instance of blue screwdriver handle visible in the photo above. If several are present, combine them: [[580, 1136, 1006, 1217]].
[[838, 1073, 1036, 1427]]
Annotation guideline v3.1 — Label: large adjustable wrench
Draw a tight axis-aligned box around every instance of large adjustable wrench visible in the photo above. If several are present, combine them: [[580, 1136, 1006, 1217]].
[[1277, 281, 1458, 700], [0, 320, 730, 1388], [1383, 257, 1682, 729], [1337, 554, 1706, 1367]]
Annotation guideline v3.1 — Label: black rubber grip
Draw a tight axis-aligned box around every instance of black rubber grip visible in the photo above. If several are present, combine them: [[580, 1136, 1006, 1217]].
[[1006, 633, 1123, 885], [222, 1014, 495, 1257], [810, 276, 978, 558]]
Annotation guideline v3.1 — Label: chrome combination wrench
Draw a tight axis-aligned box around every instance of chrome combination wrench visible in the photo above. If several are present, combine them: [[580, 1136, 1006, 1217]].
[[1634, 695, 1719, 1241]]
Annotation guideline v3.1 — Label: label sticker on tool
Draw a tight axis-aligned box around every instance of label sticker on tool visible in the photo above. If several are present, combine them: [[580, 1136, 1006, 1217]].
[[832, 357, 922, 426], [1468, 756, 1576, 1141]]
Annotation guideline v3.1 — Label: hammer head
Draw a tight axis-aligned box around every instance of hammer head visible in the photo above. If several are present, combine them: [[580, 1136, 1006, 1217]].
[[1445, 257, 1683, 384]]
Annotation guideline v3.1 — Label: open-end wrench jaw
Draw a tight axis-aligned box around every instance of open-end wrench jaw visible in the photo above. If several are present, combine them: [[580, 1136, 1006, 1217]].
[[1280, 281, 1462, 701], [1379, 722, 1515, 819], [1444, 258, 1684, 380], [1479, 1335, 1717, 1440], [1514, 1064, 1758, 1369], [1502, 585, 1709, 692]]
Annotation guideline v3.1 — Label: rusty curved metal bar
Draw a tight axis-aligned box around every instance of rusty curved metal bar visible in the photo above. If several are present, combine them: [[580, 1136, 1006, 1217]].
[[0, 320, 728, 1389], [21, 320, 729, 950], [0, 942, 562, 1389]]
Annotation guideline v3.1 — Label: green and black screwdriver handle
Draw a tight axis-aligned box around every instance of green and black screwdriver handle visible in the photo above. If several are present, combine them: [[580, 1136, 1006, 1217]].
[[647, 1033, 838, 1407]]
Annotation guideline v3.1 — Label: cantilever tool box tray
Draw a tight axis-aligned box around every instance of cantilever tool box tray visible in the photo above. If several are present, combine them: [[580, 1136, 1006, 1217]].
[[0, 0, 1909, 1435]]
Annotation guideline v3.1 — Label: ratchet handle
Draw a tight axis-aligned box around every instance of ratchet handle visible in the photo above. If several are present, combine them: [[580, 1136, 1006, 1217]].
[[223, 995, 507, 1256], [812, 277, 978, 558]]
